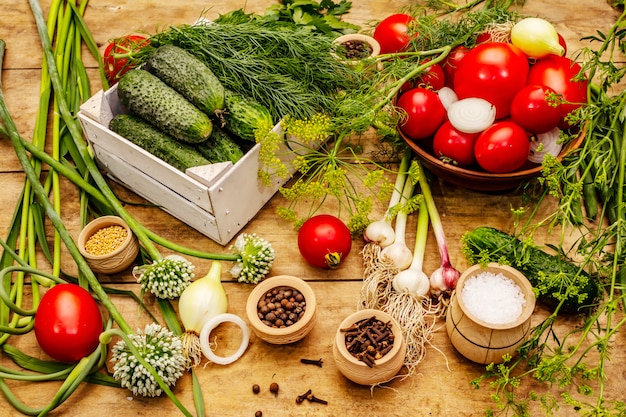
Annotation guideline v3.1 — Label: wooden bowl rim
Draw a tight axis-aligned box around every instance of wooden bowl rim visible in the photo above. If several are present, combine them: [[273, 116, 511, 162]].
[[77, 215, 135, 260], [455, 263, 536, 329], [334, 308, 405, 368], [246, 275, 317, 338]]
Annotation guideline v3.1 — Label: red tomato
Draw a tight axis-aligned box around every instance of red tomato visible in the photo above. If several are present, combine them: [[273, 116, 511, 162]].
[[432, 121, 479, 167], [103, 35, 149, 85], [34, 284, 103, 363], [527, 55, 588, 129], [474, 121, 530, 173], [298, 214, 352, 269], [373, 14, 415, 54], [454, 42, 530, 119], [397, 87, 446, 140], [401, 62, 446, 92], [442, 45, 469, 88], [510, 85, 562, 134]]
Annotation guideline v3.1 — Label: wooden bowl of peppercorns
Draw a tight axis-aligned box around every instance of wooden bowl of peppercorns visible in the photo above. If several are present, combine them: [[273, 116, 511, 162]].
[[333, 309, 407, 386], [246, 275, 317, 345], [78, 215, 139, 275]]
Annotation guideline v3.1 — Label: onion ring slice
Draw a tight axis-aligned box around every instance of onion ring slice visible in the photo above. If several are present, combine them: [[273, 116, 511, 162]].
[[199, 313, 250, 365]]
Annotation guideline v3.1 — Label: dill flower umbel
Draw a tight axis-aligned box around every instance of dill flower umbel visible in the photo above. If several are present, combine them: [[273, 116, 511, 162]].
[[133, 255, 195, 299], [229, 233, 275, 284], [111, 323, 187, 397]]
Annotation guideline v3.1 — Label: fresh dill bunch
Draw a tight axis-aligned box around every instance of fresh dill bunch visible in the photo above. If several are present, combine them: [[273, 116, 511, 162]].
[[133, 255, 194, 299], [111, 323, 187, 398], [141, 21, 360, 121]]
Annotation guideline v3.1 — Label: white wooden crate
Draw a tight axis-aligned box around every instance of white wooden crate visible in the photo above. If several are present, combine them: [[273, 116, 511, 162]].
[[78, 85, 304, 245]]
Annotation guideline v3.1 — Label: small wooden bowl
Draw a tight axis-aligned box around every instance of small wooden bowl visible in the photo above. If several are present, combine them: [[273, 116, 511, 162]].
[[333, 309, 407, 386], [332, 34, 381, 65], [78, 216, 139, 275], [446, 263, 536, 364], [400, 126, 585, 192], [246, 275, 317, 345]]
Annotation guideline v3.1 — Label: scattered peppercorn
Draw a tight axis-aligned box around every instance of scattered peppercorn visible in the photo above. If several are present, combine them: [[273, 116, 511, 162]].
[[257, 286, 306, 328], [84, 225, 128, 255], [269, 382, 279, 396], [252, 384, 260, 394], [255, 411, 262, 417]]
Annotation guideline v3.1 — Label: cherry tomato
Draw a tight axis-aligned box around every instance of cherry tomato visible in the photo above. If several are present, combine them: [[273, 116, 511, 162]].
[[527, 55, 588, 129], [454, 42, 530, 119], [373, 14, 415, 54], [34, 284, 103, 363], [474, 121, 530, 173], [510, 85, 562, 134], [442, 45, 469, 88], [298, 214, 352, 269], [103, 35, 149, 85], [432, 121, 479, 167], [397, 87, 446, 140], [400, 62, 446, 92]]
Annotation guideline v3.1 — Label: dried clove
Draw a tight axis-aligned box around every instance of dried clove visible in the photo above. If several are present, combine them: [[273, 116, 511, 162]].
[[308, 395, 328, 405], [300, 358, 323, 367], [296, 389, 312, 404], [295, 389, 328, 405], [341, 316, 395, 367]]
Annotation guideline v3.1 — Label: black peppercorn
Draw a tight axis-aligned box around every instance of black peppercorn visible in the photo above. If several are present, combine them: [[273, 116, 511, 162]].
[[252, 384, 260, 394]]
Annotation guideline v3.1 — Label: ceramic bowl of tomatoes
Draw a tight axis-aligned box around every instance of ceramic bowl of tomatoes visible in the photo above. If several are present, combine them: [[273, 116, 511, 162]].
[[395, 40, 587, 192], [400, 128, 584, 192]]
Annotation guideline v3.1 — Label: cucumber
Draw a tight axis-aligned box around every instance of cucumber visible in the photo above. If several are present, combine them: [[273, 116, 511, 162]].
[[223, 90, 274, 141], [117, 69, 212, 144], [146, 44, 225, 116], [109, 114, 211, 172], [195, 127, 244, 164], [461, 226, 600, 313]]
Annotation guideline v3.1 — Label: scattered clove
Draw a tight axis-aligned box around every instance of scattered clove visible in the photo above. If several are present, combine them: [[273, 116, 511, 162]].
[[295, 389, 328, 405], [300, 358, 323, 367]]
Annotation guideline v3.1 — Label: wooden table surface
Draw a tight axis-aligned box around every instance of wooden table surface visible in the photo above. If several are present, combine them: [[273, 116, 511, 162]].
[[1, 0, 624, 416]]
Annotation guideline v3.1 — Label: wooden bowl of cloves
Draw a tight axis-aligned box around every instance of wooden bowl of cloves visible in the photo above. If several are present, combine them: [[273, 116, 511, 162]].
[[333, 309, 406, 386]]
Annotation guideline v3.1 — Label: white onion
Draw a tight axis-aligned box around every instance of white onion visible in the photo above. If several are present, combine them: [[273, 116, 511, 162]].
[[437, 86, 459, 111], [528, 127, 563, 163], [447, 97, 496, 134], [199, 313, 250, 365]]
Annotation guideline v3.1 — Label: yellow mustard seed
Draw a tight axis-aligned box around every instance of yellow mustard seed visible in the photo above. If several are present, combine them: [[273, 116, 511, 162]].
[[84, 225, 128, 255]]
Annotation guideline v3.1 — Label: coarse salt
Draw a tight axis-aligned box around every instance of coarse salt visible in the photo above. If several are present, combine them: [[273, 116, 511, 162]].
[[460, 271, 526, 324]]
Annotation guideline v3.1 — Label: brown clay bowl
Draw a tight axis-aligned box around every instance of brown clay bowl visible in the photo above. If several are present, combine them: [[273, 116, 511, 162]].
[[333, 309, 407, 385], [246, 275, 317, 345], [77, 215, 139, 274], [400, 125, 585, 192]]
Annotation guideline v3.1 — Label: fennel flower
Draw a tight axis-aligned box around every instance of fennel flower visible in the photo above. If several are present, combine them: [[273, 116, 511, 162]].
[[228, 233, 275, 284], [133, 255, 194, 299], [111, 323, 187, 398]]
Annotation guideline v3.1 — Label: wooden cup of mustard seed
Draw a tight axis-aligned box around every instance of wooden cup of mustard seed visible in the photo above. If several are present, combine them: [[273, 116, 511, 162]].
[[78, 216, 139, 274], [333, 309, 407, 386]]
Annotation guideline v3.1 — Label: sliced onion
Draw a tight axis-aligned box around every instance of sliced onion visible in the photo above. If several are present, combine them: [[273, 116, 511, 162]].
[[528, 127, 563, 164], [447, 97, 496, 134], [437, 86, 458, 111], [199, 313, 250, 365]]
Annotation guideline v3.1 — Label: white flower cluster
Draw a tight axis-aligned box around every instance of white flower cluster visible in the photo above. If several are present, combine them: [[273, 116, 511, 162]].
[[111, 323, 187, 398], [229, 233, 275, 284], [133, 255, 194, 299]]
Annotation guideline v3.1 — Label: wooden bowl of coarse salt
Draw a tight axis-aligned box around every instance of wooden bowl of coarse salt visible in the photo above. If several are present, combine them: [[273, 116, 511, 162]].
[[445, 263, 536, 364], [78, 216, 139, 275]]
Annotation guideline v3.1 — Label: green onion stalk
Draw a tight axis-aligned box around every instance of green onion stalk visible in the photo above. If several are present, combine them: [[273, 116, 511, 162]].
[[0, 37, 193, 417]]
